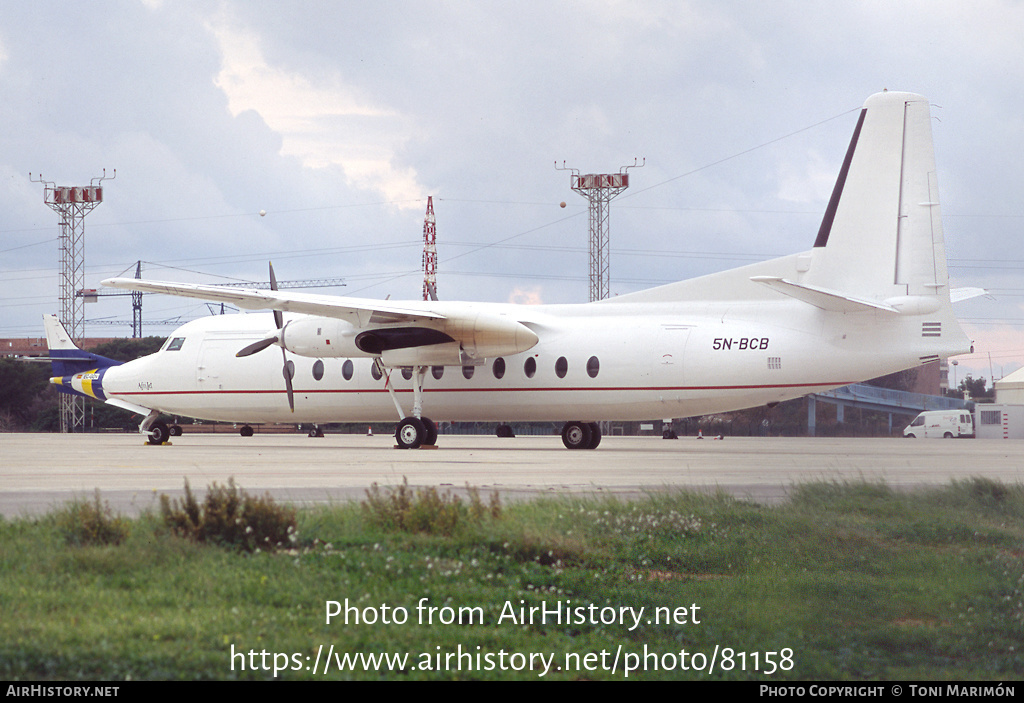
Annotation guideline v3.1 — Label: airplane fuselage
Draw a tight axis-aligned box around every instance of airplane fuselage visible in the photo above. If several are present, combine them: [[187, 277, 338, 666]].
[[96, 294, 954, 425]]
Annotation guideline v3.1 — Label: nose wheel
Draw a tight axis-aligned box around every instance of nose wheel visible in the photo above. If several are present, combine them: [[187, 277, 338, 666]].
[[148, 420, 171, 445]]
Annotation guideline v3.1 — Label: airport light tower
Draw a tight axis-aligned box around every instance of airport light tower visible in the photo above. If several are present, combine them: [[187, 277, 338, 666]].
[[422, 196, 438, 301], [30, 169, 115, 433], [557, 159, 643, 301]]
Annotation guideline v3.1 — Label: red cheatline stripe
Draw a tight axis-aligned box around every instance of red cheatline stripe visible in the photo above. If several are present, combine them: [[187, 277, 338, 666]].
[[115, 381, 854, 398]]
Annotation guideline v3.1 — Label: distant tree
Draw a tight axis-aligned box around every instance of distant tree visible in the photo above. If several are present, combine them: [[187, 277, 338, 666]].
[[0, 359, 53, 431], [90, 336, 166, 362], [957, 375, 993, 400]]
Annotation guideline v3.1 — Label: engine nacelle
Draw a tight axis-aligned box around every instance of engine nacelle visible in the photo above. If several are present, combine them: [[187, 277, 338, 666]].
[[279, 317, 362, 358], [439, 312, 538, 359], [275, 312, 539, 363]]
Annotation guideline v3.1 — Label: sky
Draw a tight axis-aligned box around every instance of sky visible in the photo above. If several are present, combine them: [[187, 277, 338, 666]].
[[1, 0, 1022, 386]]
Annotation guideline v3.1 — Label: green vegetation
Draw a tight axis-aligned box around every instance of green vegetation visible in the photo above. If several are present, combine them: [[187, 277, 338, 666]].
[[54, 489, 131, 547], [361, 477, 502, 535], [160, 478, 297, 552], [0, 478, 1021, 680]]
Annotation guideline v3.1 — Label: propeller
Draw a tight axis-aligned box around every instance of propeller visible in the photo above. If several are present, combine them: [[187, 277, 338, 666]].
[[234, 262, 294, 412], [270, 263, 295, 412]]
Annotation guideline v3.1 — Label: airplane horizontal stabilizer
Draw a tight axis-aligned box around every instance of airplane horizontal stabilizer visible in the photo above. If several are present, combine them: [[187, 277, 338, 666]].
[[950, 287, 987, 303], [750, 276, 899, 313]]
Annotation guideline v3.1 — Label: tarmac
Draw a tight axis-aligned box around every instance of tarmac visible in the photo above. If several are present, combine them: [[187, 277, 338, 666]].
[[2, 432, 1022, 518]]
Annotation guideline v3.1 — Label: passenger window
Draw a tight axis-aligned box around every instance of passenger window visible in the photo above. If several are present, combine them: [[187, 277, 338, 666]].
[[166, 337, 185, 351], [342, 359, 353, 381], [401, 367, 413, 381], [371, 363, 382, 381], [555, 356, 568, 379], [524, 357, 536, 378], [432, 366, 444, 380], [312, 360, 324, 381], [586, 356, 600, 378], [493, 358, 505, 379], [462, 365, 475, 380]]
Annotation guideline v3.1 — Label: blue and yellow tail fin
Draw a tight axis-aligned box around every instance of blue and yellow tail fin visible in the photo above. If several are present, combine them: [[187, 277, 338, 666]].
[[42, 314, 122, 400]]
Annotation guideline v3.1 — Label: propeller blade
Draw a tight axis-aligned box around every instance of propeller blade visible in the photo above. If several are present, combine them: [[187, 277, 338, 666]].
[[269, 262, 293, 412], [235, 336, 278, 358], [269, 262, 284, 330], [282, 351, 295, 412]]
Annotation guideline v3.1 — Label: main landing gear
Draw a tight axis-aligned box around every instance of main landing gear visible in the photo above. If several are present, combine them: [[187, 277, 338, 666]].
[[378, 362, 603, 451], [382, 363, 439, 450], [395, 416, 438, 449], [561, 421, 602, 450]]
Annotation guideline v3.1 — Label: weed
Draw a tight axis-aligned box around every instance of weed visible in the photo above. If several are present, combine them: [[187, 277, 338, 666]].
[[362, 477, 502, 535], [159, 478, 297, 552], [54, 489, 130, 547]]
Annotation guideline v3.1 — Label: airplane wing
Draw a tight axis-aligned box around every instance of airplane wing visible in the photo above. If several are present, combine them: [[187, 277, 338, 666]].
[[100, 277, 539, 363], [100, 277, 444, 326]]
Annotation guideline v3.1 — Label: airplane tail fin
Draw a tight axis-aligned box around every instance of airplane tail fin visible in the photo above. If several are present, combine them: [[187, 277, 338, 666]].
[[42, 314, 122, 399], [804, 91, 948, 302], [607, 91, 971, 316]]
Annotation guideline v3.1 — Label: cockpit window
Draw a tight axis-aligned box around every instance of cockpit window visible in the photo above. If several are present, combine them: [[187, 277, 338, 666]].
[[166, 337, 186, 351]]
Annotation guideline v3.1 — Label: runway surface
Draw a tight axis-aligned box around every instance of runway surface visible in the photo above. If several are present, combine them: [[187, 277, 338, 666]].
[[2, 432, 1022, 517]]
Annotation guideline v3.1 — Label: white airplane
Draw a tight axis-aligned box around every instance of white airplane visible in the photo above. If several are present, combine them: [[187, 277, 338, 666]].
[[49, 90, 981, 449]]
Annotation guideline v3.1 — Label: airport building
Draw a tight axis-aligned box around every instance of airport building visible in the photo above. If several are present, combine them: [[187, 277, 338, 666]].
[[973, 368, 1024, 439]]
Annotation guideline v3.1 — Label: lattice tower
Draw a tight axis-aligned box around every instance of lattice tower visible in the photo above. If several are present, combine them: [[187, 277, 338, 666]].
[[557, 160, 643, 301], [31, 170, 114, 432], [422, 196, 437, 301]]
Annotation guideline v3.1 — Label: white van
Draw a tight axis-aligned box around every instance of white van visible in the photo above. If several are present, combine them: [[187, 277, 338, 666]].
[[903, 410, 975, 439]]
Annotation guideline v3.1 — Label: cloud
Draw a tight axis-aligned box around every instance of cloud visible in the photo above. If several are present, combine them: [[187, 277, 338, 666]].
[[206, 11, 424, 205], [508, 286, 545, 306]]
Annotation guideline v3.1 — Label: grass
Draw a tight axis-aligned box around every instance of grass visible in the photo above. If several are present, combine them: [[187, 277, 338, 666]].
[[0, 478, 1021, 680]]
